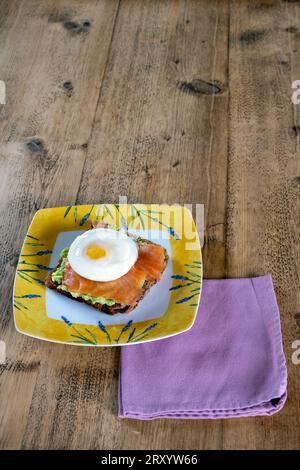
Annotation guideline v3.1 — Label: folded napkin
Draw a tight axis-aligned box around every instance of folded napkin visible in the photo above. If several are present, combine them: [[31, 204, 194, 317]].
[[119, 275, 287, 419]]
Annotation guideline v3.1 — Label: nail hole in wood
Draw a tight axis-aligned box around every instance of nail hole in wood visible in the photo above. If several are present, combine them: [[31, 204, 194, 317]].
[[26, 139, 44, 154], [62, 81, 74, 96], [239, 29, 267, 44], [178, 79, 223, 95]]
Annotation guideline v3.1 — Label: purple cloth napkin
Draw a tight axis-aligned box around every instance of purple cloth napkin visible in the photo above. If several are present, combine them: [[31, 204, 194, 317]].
[[119, 275, 287, 419]]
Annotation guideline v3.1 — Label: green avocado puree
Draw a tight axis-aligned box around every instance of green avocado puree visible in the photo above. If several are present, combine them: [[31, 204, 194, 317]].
[[51, 248, 115, 307]]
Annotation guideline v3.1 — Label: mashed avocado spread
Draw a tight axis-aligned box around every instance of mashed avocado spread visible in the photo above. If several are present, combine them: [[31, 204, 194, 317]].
[[52, 248, 115, 307]]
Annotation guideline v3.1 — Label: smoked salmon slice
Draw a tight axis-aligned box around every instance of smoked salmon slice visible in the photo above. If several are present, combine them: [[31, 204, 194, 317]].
[[63, 242, 167, 306]]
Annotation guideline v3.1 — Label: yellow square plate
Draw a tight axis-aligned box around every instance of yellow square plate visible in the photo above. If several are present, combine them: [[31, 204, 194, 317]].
[[13, 204, 202, 346]]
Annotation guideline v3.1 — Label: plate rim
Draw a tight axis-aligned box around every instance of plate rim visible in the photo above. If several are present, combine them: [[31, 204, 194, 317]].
[[13, 203, 202, 346]]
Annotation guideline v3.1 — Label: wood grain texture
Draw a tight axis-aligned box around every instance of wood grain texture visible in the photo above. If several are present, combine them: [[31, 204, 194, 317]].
[[0, 0, 121, 450], [0, 0, 299, 450], [225, 0, 300, 449], [76, 0, 229, 279]]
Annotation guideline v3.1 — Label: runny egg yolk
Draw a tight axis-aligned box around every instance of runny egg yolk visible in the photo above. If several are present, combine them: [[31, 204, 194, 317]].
[[85, 244, 106, 260]]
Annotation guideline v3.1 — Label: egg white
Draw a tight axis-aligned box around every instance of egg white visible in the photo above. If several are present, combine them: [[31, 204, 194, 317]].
[[68, 228, 138, 282]]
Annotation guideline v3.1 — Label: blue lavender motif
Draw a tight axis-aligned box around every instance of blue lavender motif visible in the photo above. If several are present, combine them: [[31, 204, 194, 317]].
[[126, 323, 158, 343], [115, 320, 133, 344], [17, 235, 52, 286], [61, 316, 72, 326], [79, 205, 95, 226], [98, 320, 106, 332], [127, 328, 136, 343], [98, 321, 112, 344], [13, 293, 41, 311], [61, 316, 98, 345], [128, 205, 180, 239], [170, 262, 202, 306], [60, 316, 158, 346], [114, 204, 128, 231], [15, 294, 41, 299], [64, 203, 180, 239], [176, 294, 198, 304], [172, 275, 190, 281], [17, 271, 45, 285], [22, 250, 52, 257], [64, 205, 96, 226], [95, 204, 114, 223], [129, 205, 145, 230], [167, 226, 179, 239], [169, 282, 195, 291], [19, 261, 52, 271]]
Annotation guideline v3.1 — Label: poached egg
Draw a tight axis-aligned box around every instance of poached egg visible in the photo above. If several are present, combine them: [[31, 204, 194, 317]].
[[68, 228, 138, 282]]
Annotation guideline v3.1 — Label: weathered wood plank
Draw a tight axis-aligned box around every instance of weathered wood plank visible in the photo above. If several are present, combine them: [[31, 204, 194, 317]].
[[0, 0, 120, 449], [225, 0, 300, 449], [11, 0, 230, 450], [0, 0, 120, 144], [72, 0, 229, 450], [1, 0, 299, 451], [76, 0, 229, 279]]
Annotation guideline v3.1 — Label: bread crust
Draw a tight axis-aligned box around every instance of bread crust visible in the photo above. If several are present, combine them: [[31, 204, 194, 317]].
[[45, 230, 168, 315]]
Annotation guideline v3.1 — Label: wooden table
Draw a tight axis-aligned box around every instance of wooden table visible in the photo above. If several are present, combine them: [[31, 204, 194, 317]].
[[0, 0, 299, 450]]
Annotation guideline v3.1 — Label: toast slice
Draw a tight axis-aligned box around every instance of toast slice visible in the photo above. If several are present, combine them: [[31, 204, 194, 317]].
[[45, 222, 168, 315]]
